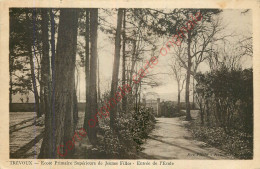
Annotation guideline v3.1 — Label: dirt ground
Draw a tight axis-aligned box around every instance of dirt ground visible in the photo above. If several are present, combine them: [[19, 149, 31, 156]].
[[137, 112, 235, 159], [10, 111, 235, 159]]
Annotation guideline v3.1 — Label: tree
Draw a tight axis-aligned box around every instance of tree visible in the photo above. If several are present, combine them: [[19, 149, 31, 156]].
[[83, 8, 91, 137], [88, 8, 99, 143], [98, 9, 159, 115], [110, 9, 123, 129], [173, 10, 221, 120], [207, 35, 252, 71], [169, 50, 186, 113], [132, 9, 222, 120], [39, 8, 78, 158], [26, 10, 41, 117], [121, 9, 127, 112], [9, 8, 51, 116], [40, 8, 51, 117], [195, 67, 253, 134]]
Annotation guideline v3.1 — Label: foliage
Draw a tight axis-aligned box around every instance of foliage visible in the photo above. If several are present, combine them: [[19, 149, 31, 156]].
[[134, 9, 222, 37], [195, 66, 253, 134], [10, 9, 42, 95], [132, 107, 156, 147], [192, 66, 253, 159], [160, 101, 186, 117], [187, 118, 253, 159], [96, 107, 156, 158]]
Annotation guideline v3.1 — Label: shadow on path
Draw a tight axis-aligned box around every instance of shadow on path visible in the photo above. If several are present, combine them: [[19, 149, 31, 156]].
[[138, 117, 235, 160], [147, 135, 214, 159]]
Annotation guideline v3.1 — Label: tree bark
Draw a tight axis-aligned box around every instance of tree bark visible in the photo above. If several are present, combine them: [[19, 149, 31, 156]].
[[192, 73, 195, 109], [39, 8, 55, 159], [29, 39, 41, 117], [177, 84, 181, 113], [200, 103, 204, 125], [110, 9, 123, 129], [63, 9, 79, 158], [129, 39, 137, 89], [185, 32, 192, 121], [122, 9, 127, 112], [88, 8, 98, 143], [9, 59, 13, 104], [73, 88, 78, 129], [83, 9, 90, 134], [40, 8, 50, 116], [26, 11, 41, 117], [39, 8, 78, 158], [206, 99, 210, 125], [97, 56, 101, 103]]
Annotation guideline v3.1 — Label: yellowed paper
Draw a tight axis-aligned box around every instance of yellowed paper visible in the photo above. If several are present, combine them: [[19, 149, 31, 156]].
[[0, 0, 260, 168]]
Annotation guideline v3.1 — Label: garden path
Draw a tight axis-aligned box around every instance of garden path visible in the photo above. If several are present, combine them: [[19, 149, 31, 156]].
[[138, 112, 235, 159]]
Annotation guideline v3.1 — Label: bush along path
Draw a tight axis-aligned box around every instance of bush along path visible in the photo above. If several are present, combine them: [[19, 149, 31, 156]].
[[187, 118, 253, 159], [73, 107, 156, 159], [137, 113, 235, 159]]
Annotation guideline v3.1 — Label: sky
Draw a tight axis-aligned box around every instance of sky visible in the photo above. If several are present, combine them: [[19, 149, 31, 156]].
[[75, 9, 253, 102], [12, 9, 253, 103]]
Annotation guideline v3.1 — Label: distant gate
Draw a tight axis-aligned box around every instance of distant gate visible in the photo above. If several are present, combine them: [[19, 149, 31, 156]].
[[142, 92, 161, 117]]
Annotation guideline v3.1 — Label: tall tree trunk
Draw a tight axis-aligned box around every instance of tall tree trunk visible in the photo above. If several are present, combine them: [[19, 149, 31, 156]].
[[39, 8, 55, 158], [9, 77, 12, 103], [29, 39, 41, 117], [88, 8, 98, 143], [206, 99, 210, 125], [41, 8, 50, 116], [192, 73, 195, 109], [138, 79, 142, 112], [110, 9, 123, 129], [37, 55, 44, 115], [185, 32, 192, 121], [38, 9, 50, 157], [83, 9, 90, 133], [63, 9, 78, 158], [40, 83, 44, 113], [200, 102, 204, 125], [26, 10, 41, 117], [129, 40, 136, 92], [73, 88, 78, 129], [97, 56, 101, 103], [9, 59, 13, 104], [39, 9, 78, 158], [50, 8, 55, 99], [78, 72, 80, 102], [50, 8, 56, 141], [177, 84, 181, 113], [122, 9, 127, 112], [134, 64, 139, 114]]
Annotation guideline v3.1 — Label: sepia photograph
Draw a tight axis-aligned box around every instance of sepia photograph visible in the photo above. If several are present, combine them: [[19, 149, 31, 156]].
[[8, 7, 253, 161]]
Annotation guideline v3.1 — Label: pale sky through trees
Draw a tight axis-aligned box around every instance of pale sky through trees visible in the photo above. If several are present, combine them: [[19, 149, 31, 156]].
[[75, 9, 252, 102], [12, 9, 252, 103]]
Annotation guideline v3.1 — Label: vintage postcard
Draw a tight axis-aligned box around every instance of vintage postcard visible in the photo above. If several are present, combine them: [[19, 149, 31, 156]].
[[0, 0, 260, 168]]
